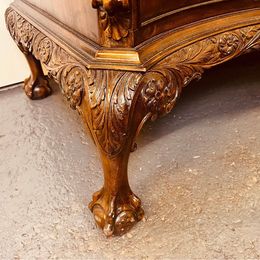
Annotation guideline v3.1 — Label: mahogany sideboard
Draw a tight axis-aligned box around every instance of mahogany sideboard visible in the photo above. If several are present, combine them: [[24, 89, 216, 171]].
[[5, 0, 260, 237]]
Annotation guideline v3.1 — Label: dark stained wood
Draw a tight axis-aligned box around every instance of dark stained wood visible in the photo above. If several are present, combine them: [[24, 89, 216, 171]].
[[134, 0, 260, 45], [5, 0, 260, 237], [23, 53, 51, 99], [139, 0, 225, 22]]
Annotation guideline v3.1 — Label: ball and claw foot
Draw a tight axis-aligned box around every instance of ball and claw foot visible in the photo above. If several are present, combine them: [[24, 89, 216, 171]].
[[89, 188, 144, 237], [24, 75, 52, 100]]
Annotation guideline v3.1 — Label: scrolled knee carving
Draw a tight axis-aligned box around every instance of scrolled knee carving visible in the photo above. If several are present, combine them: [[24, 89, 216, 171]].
[[139, 70, 182, 121]]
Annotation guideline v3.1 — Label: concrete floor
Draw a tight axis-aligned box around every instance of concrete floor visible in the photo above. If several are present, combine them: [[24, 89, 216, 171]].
[[0, 53, 260, 259]]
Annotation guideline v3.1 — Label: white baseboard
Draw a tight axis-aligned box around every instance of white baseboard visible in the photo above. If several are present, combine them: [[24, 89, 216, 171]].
[[0, 81, 23, 91]]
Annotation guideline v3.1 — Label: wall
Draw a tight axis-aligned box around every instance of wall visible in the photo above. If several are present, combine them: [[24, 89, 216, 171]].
[[0, 0, 29, 88]]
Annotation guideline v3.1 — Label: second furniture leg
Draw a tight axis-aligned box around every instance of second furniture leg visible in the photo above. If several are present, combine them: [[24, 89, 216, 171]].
[[23, 53, 52, 100]]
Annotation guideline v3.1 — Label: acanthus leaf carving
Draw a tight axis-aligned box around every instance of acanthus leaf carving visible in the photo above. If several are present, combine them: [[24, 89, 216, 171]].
[[88, 71, 142, 155]]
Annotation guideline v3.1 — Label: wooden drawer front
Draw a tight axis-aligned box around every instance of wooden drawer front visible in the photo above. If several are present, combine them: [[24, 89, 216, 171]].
[[139, 0, 227, 24], [135, 0, 260, 45]]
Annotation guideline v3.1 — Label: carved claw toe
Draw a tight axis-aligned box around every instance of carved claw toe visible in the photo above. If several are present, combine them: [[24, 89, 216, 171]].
[[24, 75, 52, 100], [89, 188, 144, 237]]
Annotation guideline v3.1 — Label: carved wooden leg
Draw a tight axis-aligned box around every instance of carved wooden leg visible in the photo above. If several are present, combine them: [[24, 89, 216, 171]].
[[88, 149, 144, 236], [81, 68, 182, 236], [78, 71, 148, 237], [5, 8, 51, 100], [23, 52, 51, 99]]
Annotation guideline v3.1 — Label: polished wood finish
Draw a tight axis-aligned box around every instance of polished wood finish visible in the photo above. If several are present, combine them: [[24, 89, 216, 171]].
[[5, 0, 260, 237], [12, 23, 52, 99], [25, 0, 99, 42], [135, 0, 260, 45]]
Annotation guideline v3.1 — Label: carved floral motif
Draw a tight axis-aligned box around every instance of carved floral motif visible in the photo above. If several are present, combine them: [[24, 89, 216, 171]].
[[62, 66, 85, 109], [141, 70, 181, 121], [218, 33, 240, 56], [37, 38, 52, 63]]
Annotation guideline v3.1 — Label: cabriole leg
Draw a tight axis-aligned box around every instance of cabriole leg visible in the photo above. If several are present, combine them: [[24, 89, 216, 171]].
[[80, 71, 147, 237], [23, 52, 51, 100], [5, 8, 51, 100]]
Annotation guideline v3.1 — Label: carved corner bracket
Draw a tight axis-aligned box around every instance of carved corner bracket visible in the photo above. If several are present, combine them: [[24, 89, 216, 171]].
[[92, 0, 131, 47], [5, 7, 260, 236]]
